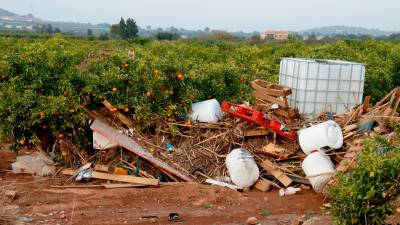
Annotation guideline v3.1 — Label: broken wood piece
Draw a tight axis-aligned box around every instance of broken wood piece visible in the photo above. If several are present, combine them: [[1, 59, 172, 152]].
[[361, 96, 371, 114], [205, 178, 242, 191], [90, 119, 193, 182], [259, 159, 293, 187], [375, 88, 396, 107], [261, 143, 290, 158], [62, 168, 159, 186], [343, 124, 358, 133], [253, 179, 271, 192], [243, 128, 271, 137], [103, 99, 135, 129], [93, 164, 110, 173]]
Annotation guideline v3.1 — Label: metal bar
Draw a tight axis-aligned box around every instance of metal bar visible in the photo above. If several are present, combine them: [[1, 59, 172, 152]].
[[303, 62, 310, 116], [325, 64, 331, 114], [313, 63, 320, 117]]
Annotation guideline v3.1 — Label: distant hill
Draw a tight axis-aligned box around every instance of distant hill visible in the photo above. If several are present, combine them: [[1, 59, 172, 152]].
[[0, 8, 109, 35], [0, 8, 17, 17], [298, 26, 396, 37]]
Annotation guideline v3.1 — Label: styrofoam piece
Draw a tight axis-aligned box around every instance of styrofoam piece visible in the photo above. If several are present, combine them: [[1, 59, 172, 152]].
[[279, 58, 365, 118], [279, 187, 301, 196], [298, 120, 343, 155], [302, 151, 335, 193], [189, 99, 223, 123], [225, 148, 259, 188], [93, 131, 118, 150]]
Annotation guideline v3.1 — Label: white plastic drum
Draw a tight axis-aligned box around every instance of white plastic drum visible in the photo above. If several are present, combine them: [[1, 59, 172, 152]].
[[302, 151, 335, 193], [225, 148, 259, 188], [189, 99, 223, 123], [298, 120, 343, 155]]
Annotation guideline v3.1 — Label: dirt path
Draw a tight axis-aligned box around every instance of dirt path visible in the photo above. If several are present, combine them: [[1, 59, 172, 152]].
[[0, 173, 332, 225]]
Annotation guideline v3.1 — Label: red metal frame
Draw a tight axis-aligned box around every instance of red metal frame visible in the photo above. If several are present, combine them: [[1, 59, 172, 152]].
[[221, 101, 297, 141]]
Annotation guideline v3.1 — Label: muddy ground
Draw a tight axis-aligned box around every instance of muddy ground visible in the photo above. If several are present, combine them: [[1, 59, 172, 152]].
[[1, 149, 398, 225]]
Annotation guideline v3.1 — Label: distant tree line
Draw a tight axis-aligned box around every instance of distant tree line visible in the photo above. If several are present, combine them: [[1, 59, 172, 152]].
[[33, 24, 61, 34], [110, 17, 139, 39]]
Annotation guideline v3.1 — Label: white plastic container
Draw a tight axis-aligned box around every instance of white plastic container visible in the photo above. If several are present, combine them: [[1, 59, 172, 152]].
[[93, 131, 118, 150], [302, 151, 335, 193], [189, 99, 223, 123], [225, 148, 259, 188], [298, 120, 343, 155], [279, 58, 365, 118]]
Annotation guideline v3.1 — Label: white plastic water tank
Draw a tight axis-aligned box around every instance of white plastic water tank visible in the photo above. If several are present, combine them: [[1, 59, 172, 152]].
[[189, 99, 223, 123], [279, 58, 365, 118], [225, 148, 259, 188], [302, 151, 335, 193], [298, 120, 343, 155]]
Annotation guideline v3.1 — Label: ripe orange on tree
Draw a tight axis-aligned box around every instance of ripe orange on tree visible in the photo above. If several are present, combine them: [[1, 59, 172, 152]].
[[19, 139, 26, 145], [112, 87, 118, 92], [124, 63, 129, 68], [176, 72, 185, 81], [146, 91, 153, 97]]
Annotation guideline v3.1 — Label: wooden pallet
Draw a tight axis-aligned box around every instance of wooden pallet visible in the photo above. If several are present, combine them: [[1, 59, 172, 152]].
[[251, 79, 297, 119]]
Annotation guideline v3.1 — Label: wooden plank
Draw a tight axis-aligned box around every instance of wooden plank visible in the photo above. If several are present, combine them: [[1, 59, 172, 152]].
[[102, 183, 148, 188], [253, 179, 271, 192], [259, 159, 293, 187], [391, 96, 400, 117], [90, 119, 193, 182], [103, 99, 135, 129], [62, 169, 159, 186], [252, 90, 288, 107], [251, 79, 291, 96]]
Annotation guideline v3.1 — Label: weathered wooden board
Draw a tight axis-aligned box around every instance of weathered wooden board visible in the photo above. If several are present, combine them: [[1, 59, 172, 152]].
[[90, 119, 193, 182], [260, 159, 293, 187], [62, 169, 159, 186]]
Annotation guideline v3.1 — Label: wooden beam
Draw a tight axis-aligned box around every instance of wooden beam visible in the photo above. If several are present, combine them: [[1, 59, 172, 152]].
[[259, 159, 293, 187], [62, 169, 159, 186], [90, 119, 193, 182], [103, 99, 135, 129]]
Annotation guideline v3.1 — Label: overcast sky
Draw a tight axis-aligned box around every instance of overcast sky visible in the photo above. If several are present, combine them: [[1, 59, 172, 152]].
[[1, 0, 399, 32]]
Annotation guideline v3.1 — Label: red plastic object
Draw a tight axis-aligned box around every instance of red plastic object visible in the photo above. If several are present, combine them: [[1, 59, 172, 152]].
[[221, 101, 297, 141]]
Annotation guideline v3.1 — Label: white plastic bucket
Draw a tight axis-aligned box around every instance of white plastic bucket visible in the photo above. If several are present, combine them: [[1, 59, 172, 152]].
[[301, 151, 335, 193], [225, 148, 259, 188], [189, 99, 223, 123], [298, 120, 343, 155]]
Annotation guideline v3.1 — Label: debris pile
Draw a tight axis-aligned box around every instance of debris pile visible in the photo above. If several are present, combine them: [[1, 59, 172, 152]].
[[7, 77, 400, 194]]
